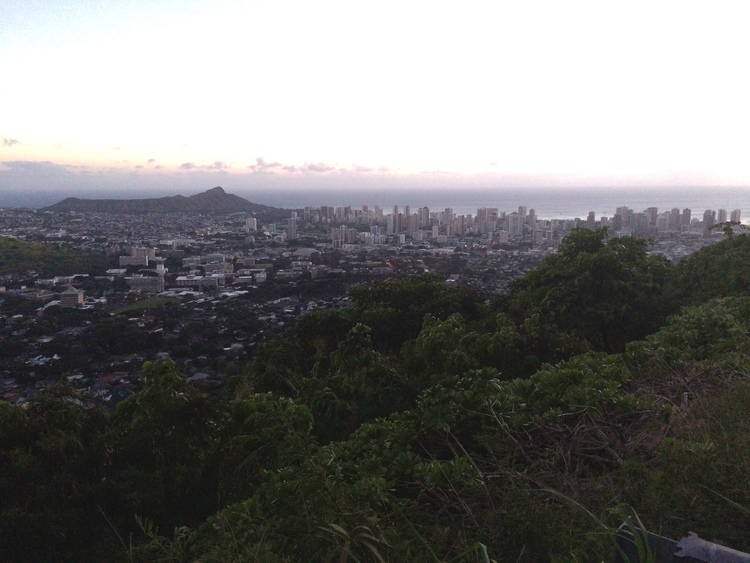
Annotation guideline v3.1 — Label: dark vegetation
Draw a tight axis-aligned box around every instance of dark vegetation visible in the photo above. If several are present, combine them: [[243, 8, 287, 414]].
[[3, 228, 750, 561], [0, 236, 111, 278], [42, 186, 273, 215]]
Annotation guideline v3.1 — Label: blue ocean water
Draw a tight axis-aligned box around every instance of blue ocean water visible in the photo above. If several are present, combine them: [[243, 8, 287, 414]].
[[241, 186, 750, 221], [6, 184, 749, 223]]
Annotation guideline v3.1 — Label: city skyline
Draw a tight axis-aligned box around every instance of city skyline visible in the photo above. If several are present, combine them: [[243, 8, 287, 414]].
[[2, 1, 749, 200]]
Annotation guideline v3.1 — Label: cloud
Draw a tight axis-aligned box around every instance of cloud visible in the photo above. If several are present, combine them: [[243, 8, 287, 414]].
[[1, 160, 71, 175], [181, 161, 229, 170], [244, 158, 382, 176], [352, 165, 375, 173], [148, 158, 156, 163], [202, 161, 228, 170], [3, 138, 20, 147], [135, 165, 144, 169], [244, 160, 391, 176], [304, 162, 335, 173], [247, 157, 283, 172], [154, 165, 164, 169]]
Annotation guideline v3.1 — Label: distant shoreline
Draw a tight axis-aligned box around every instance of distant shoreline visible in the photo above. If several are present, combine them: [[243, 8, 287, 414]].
[[3, 185, 749, 222]]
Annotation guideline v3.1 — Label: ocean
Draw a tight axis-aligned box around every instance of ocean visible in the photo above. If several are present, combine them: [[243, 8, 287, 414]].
[[238, 186, 750, 222], [5, 185, 750, 223]]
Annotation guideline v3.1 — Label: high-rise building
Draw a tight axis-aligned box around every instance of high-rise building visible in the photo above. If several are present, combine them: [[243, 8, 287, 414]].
[[287, 212, 297, 240], [612, 214, 623, 232], [455, 215, 465, 235], [718, 209, 728, 223], [667, 208, 679, 230], [656, 214, 669, 232], [418, 207, 430, 228], [477, 208, 498, 234], [731, 209, 742, 222], [407, 213, 419, 233], [631, 212, 650, 235], [476, 208, 498, 223], [616, 206, 632, 227], [682, 208, 691, 226], [587, 211, 596, 229], [331, 225, 347, 242], [703, 209, 716, 229], [507, 213, 522, 236]]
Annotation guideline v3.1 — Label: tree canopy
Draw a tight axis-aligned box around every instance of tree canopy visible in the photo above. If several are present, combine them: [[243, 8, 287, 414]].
[[509, 228, 674, 352]]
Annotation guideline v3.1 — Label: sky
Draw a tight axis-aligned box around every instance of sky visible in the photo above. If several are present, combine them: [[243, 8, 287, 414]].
[[1, 0, 749, 206]]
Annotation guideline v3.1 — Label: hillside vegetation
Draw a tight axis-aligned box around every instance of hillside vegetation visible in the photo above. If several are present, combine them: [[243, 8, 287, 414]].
[[2, 229, 750, 561], [0, 236, 110, 278], [43, 186, 273, 214]]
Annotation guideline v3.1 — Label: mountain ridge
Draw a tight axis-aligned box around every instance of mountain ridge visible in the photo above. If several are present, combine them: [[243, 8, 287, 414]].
[[43, 186, 274, 213]]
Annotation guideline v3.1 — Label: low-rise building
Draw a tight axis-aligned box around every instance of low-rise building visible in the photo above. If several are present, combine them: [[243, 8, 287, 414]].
[[126, 275, 165, 294], [60, 286, 84, 307]]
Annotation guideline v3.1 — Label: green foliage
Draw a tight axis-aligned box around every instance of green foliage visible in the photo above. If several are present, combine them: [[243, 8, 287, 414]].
[[509, 228, 674, 352], [406, 311, 541, 385], [0, 235, 111, 277], [106, 359, 222, 530], [215, 394, 314, 505], [670, 232, 750, 305], [297, 323, 409, 443], [624, 297, 750, 405], [0, 384, 114, 561], [616, 380, 750, 549], [557, 225, 607, 258], [349, 273, 483, 352], [110, 296, 181, 315], [85, 316, 162, 355]]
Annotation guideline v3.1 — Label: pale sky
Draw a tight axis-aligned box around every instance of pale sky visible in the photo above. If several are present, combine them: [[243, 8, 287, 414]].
[[1, 0, 749, 201]]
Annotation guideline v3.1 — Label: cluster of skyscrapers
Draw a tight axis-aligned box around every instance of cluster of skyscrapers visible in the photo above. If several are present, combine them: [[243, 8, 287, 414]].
[[281, 204, 741, 246], [595, 206, 741, 236]]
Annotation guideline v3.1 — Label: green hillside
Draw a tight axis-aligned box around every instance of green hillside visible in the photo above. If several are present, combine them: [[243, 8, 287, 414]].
[[0, 236, 110, 277]]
